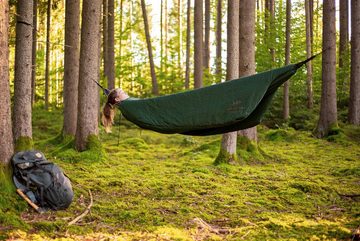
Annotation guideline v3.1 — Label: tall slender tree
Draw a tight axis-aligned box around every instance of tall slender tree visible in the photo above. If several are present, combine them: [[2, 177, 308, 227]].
[[215, 0, 222, 81], [184, 0, 191, 89], [194, 0, 203, 89], [140, 0, 159, 95], [305, 0, 314, 109], [237, 0, 257, 142], [204, 0, 210, 70], [107, 0, 115, 90], [63, 0, 80, 137], [283, 0, 291, 119], [339, 0, 349, 68], [76, 0, 102, 151], [315, 0, 337, 138], [13, 0, 33, 151], [31, 0, 37, 105], [215, 0, 239, 164], [0, 0, 14, 163], [265, 0, 275, 65], [103, 0, 108, 81], [44, 0, 51, 110], [349, 0, 360, 125]]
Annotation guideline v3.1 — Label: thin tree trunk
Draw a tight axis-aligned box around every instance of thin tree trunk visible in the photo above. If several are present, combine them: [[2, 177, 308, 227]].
[[103, 0, 108, 81], [194, 0, 203, 89], [184, 0, 191, 89], [283, 0, 291, 120], [305, 0, 314, 109], [315, 0, 337, 138], [0, 0, 14, 163], [349, 0, 360, 124], [164, 0, 168, 69], [140, 0, 159, 95], [215, 0, 222, 81], [13, 0, 33, 151], [265, 0, 275, 65], [31, 0, 37, 106], [215, 0, 239, 165], [63, 0, 80, 137], [178, 0, 182, 73], [107, 0, 115, 90], [204, 0, 210, 70], [238, 0, 257, 142], [339, 0, 349, 68], [160, 0, 163, 73], [118, 0, 123, 87], [44, 0, 51, 110], [76, 0, 102, 151]]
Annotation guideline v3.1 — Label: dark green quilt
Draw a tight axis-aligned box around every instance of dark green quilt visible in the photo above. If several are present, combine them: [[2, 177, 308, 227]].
[[117, 62, 304, 136]]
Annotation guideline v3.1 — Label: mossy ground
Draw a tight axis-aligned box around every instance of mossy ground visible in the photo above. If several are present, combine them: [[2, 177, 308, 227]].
[[1, 105, 359, 240]]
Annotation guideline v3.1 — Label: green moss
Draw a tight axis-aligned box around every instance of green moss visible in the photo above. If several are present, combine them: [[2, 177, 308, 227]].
[[14, 136, 33, 152], [236, 136, 264, 162], [214, 148, 237, 165]]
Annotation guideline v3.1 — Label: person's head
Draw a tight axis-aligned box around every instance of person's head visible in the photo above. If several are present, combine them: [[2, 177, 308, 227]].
[[101, 88, 129, 133]]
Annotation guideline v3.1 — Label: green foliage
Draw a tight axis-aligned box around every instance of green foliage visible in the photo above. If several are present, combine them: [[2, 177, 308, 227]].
[[14, 136, 33, 152]]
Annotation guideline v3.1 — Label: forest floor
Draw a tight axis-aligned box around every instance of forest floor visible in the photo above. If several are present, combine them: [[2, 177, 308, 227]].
[[1, 105, 359, 240]]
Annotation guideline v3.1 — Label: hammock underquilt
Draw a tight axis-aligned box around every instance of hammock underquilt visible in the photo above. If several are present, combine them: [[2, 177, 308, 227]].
[[117, 63, 301, 136]]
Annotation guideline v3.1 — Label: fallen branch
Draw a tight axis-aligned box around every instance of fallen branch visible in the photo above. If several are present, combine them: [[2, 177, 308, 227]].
[[68, 190, 93, 226]]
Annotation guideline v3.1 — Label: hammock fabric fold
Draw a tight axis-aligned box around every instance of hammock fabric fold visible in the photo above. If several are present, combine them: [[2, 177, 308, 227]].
[[117, 60, 310, 136]]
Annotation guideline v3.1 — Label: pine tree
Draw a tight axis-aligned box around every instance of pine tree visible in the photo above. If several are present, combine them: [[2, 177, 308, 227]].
[[194, 0, 203, 89], [63, 0, 80, 137], [0, 0, 14, 163], [13, 0, 34, 151]]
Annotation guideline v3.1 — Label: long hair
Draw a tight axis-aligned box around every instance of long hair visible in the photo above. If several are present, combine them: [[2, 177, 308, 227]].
[[101, 90, 118, 133]]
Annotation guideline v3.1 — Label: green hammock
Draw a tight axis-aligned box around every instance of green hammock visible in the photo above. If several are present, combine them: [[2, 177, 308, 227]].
[[117, 59, 312, 136]]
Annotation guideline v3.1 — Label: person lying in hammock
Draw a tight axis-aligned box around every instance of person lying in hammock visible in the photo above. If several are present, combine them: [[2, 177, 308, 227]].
[[101, 88, 129, 133]]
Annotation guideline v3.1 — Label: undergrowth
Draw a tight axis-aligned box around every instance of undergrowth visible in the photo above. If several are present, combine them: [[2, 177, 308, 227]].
[[1, 105, 359, 240]]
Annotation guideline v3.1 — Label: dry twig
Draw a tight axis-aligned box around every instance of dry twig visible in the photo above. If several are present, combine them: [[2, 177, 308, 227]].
[[68, 190, 93, 226]]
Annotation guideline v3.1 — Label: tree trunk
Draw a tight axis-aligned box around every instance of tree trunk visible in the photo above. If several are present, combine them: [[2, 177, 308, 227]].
[[140, 0, 159, 95], [31, 0, 37, 106], [215, 0, 239, 165], [315, 0, 337, 138], [44, 0, 51, 110], [194, 0, 203, 89], [103, 0, 108, 82], [63, 0, 80, 137], [0, 0, 14, 163], [238, 0, 257, 142], [305, 0, 314, 109], [160, 0, 163, 73], [13, 0, 33, 151], [178, 0, 182, 73], [185, 0, 191, 89], [339, 0, 349, 68], [283, 0, 291, 119], [204, 0, 210, 70], [215, 0, 222, 81], [118, 0, 123, 87], [349, 0, 360, 124], [75, 0, 102, 151], [265, 0, 275, 65], [107, 0, 115, 90]]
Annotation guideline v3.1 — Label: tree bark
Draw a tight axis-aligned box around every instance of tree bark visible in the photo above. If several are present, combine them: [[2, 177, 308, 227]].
[[76, 0, 102, 151], [339, 0, 349, 68], [107, 0, 115, 90], [13, 0, 33, 151], [315, 0, 337, 138], [44, 0, 51, 110], [103, 0, 108, 81], [238, 0, 257, 142], [140, 0, 159, 95], [283, 0, 291, 119], [265, 0, 275, 65], [0, 0, 14, 163], [185, 0, 191, 89], [63, 0, 80, 137], [31, 0, 37, 106], [305, 0, 314, 109], [204, 0, 210, 70], [216, 0, 239, 165], [349, 0, 360, 124], [194, 0, 203, 89], [215, 0, 222, 81]]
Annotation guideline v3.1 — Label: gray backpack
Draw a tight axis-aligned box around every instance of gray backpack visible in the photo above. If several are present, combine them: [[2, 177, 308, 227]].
[[12, 151, 73, 211]]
